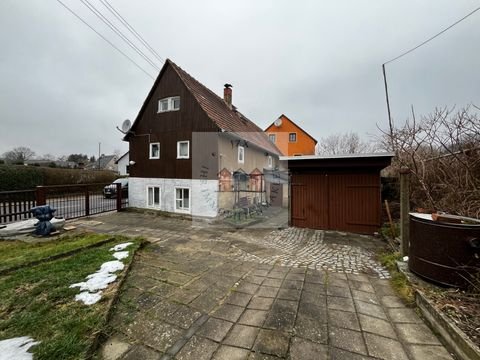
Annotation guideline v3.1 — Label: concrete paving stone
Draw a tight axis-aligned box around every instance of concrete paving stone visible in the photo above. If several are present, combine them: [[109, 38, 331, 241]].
[[329, 347, 372, 360], [285, 272, 305, 281], [271, 299, 298, 313], [212, 304, 244, 322], [351, 289, 379, 305], [224, 324, 260, 349], [236, 282, 260, 295], [289, 336, 328, 360], [167, 304, 203, 329], [327, 296, 355, 312], [395, 323, 441, 345], [387, 308, 423, 324], [282, 280, 303, 290], [326, 285, 352, 298], [266, 271, 286, 280], [169, 288, 201, 305], [328, 326, 368, 355], [148, 301, 183, 320], [381, 295, 406, 308], [371, 284, 396, 297], [354, 300, 388, 320], [252, 269, 270, 277], [253, 329, 290, 357], [197, 317, 234, 342], [364, 333, 409, 360], [156, 270, 193, 286], [101, 334, 131, 360], [358, 314, 397, 339], [120, 288, 164, 310], [120, 345, 161, 360], [190, 292, 223, 313], [328, 272, 348, 281], [301, 291, 327, 307], [228, 291, 253, 307], [248, 296, 274, 311], [277, 288, 301, 301], [264, 310, 296, 331], [248, 351, 279, 359], [262, 278, 283, 287], [256, 286, 279, 298], [407, 344, 454, 360], [289, 267, 307, 274], [212, 345, 250, 360], [176, 335, 219, 360], [348, 280, 375, 293], [346, 273, 371, 283], [245, 275, 266, 285], [238, 309, 268, 327], [298, 301, 328, 322], [328, 309, 361, 331], [294, 314, 328, 344], [136, 321, 183, 352], [328, 278, 349, 288], [302, 282, 326, 295]]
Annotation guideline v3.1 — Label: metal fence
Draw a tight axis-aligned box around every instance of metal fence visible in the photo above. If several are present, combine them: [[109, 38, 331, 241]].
[[0, 183, 128, 224]]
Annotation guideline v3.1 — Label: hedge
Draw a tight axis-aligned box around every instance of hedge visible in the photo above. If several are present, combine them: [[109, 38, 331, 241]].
[[0, 165, 118, 191]]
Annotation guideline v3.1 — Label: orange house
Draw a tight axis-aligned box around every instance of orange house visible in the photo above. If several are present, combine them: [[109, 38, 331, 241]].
[[264, 114, 317, 156]]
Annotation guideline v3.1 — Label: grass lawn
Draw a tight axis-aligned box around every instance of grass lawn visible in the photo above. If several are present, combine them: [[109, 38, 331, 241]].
[[0, 233, 141, 359]]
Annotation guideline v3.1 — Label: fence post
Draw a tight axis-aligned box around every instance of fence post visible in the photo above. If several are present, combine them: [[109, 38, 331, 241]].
[[85, 185, 90, 217], [399, 168, 410, 257], [116, 183, 122, 212], [36, 186, 46, 206]]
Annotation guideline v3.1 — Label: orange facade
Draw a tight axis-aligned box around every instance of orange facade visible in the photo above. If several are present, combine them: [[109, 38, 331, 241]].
[[265, 114, 317, 156]]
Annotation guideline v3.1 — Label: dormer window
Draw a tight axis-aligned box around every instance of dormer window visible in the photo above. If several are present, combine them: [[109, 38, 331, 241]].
[[158, 96, 180, 113]]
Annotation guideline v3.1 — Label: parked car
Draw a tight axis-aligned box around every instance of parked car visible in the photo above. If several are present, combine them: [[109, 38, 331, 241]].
[[103, 178, 128, 199]]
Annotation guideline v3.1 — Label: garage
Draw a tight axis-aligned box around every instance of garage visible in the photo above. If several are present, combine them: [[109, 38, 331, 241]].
[[284, 154, 393, 234]]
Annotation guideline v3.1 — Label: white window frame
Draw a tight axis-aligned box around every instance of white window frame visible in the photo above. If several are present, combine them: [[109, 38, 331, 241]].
[[238, 146, 245, 164], [268, 134, 276, 143], [174, 187, 191, 213], [289, 132, 297, 142], [149, 142, 160, 159], [177, 140, 190, 159], [267, 155, 273, 168], [146, 186, 161, 208], [158, 96, 180, 113]]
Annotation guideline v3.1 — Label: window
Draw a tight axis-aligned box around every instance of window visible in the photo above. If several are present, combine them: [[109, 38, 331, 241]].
[[177, 141, 189, 159], [147, 186, 160, 207], [238, 146, 244, 163], [289, 133, 297, 142], [268, 134, 276, 143], [149, 142, 160, 159], [268, 155, 273, 168], [158, 96, 180, 113], [175, 187, 190, 212]]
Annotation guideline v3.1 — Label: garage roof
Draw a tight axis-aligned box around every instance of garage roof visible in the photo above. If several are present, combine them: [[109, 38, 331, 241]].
[[281, 152, 394, 170]]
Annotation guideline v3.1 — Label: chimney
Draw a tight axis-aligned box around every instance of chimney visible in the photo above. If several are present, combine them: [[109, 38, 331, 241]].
[[224, 83, 232, 108]]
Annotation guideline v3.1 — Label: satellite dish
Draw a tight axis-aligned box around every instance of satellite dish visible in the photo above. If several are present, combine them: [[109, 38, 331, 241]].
[[274, 118, 283, 127], [121, 119, 132, 132]]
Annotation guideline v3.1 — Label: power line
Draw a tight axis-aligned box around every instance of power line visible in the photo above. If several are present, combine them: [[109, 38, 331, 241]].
[[384, 6, 480, 65], [79, 0, 161, 71], [99, 0, 165, 64], [56, 0, 155, 79]]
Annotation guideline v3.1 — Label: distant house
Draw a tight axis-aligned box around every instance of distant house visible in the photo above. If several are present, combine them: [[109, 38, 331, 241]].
[[85, 155, 118, 172], [23, 159, 76, 168], [124, 59, 282, 217], [116, 151, 129, 176], [265, 114, 317, 156]]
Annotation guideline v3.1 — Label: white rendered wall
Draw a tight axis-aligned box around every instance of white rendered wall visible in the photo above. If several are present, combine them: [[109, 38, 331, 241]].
[[129, 177, 219, 217], [117, 154, 129, 176]]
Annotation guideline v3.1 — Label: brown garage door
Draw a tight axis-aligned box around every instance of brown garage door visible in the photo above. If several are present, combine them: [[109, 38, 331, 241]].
[[291, 172, 381, 234]]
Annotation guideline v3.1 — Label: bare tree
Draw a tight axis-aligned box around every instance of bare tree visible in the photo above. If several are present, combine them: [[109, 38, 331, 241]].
[[381, 105, 480, 217], [317, 132, 377, 155], [3, 146, 36, 164]]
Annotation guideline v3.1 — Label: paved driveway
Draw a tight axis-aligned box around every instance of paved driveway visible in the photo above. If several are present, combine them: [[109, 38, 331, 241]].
[[70, 212, 453, 360]]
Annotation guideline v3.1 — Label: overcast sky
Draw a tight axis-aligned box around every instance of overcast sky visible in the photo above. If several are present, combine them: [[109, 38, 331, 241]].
[[1, 1, 479, 159]]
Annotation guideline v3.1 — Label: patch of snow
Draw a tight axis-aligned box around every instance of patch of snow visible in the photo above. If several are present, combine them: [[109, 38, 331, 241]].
[[112, 251, 129, 260], [109, 242, 133, 251], [0, 336, 40, 360], [98, 260, 125, 273], [75, 291, 102, 305], [70, 273, 118, 292]]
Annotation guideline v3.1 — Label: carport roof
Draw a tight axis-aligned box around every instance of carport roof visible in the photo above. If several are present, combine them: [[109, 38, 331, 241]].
[[281, 152, 394, 170], [279, 152, 394, 161]]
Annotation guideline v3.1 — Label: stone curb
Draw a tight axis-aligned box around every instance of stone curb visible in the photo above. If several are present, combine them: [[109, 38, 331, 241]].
[[416, 289, 480, 360]]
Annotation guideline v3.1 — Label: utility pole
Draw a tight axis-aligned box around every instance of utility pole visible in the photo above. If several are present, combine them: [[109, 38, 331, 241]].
[[98, 142, 101, 170]]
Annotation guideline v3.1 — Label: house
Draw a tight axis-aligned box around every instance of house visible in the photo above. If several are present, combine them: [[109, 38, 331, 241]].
[[124, 59, 282, 217], [85, 155, 118, 172], [265, 114, 317, 156], [116, 151, 129, 176]]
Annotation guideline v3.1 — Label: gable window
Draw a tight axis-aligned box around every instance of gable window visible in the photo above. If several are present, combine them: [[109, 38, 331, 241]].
[[147, 186, 160, 207], [177, 140, 189, 159], [267, 155, 273, 168], [158, 96, 180, 113], [289, 133, 297, 142], [238, 146, 244, 164], [268, 134, 276, 143], [175, 187, 190, 212], [149, 142, 160, 159]]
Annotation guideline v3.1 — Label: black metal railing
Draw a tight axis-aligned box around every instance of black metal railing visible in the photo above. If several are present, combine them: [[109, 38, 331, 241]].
[[0, 190, 36, 223]]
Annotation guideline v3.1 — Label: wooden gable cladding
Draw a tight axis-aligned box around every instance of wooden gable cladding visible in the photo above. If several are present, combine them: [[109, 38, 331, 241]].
[[128, 63, 219, 179]]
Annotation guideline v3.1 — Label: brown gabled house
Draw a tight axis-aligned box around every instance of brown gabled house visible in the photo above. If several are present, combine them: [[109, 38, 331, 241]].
[[124, 59, 282, 217]]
